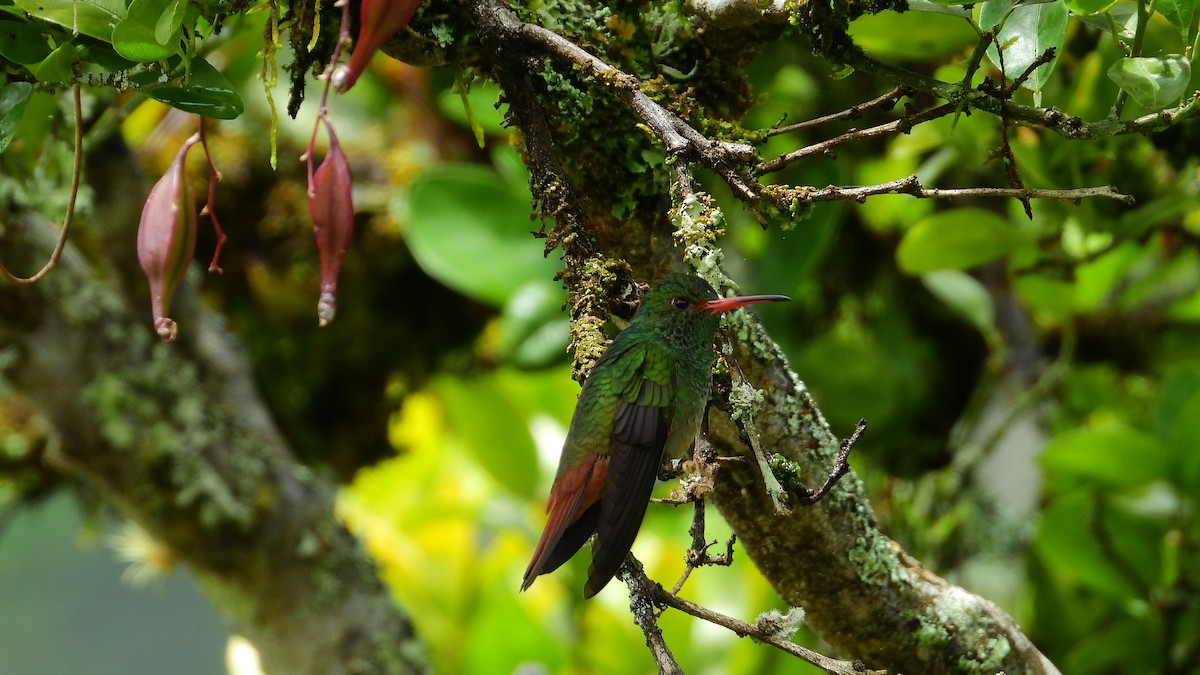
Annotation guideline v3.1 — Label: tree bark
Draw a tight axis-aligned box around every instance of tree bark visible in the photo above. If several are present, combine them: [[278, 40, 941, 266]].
[[705, 334, 1059, 675], [0, 153, 428, 675]]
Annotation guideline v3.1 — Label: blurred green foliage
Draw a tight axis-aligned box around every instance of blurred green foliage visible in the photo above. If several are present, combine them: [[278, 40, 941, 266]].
[[2, 0, 1200, 673]]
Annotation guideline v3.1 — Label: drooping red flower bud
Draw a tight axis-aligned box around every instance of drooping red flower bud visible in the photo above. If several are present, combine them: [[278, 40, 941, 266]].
[[137, 138, 198, 342], [308, 120, 354, 326], [332, 0, 421, 93]]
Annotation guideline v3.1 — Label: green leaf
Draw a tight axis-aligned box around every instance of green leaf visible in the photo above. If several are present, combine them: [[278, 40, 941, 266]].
[[155, 0, 186, 44], [436, 375, 539, 498], [1163, 388, 1200, 491], [921, 270, 995, 335], [403, 164, 561, 306], [112, 0, 181, 61], [896, 208, 1019, 274], [1107, 56, 1191, 110], [849, 9, 977, 60], [1073, 241, 1138, 311], [497, 282, 569, 369], [0, 82, 33, 154], [12, 0, 125, 43], [1063, 616, 1156, 674], [1155, 363, 1200, 438], [33, 41, 78, 84], [1065, 0, 1117, 15], [1035, 493, 1143, 599], [980, 0, 1068, 96], [141, 57, 244, 119], [1040, 425, 1169, 488], [437, 80, 508, 140], [1156, 0, 1195, 39], [1013, 273, 1074, 321], [74, 38, 139, 71], [0, 20, 54, 64]]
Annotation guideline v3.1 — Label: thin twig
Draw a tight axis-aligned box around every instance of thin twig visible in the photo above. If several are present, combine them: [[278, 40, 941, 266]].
[[794, 419, 865, 506], [1001, 47, 1058, 98], [771, 178, 1135, 205], [625, 557, 887, 675], [766, 87, 908, 137], [0, 83, 83, 285], [760, 102, 957, 174], [480, 0, 1148, 214]]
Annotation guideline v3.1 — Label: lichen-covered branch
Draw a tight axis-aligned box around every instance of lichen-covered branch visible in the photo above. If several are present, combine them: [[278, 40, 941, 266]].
[[705, 316, 1061, 675], [0, 203, 427, 674], [466, 1, 1063, 673]]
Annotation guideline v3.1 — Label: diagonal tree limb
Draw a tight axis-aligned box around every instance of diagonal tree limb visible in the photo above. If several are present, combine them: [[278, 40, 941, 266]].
[[467, 1, 1064, 673]]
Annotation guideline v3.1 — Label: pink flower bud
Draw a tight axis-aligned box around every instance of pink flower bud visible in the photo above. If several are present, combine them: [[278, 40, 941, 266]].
[[137, 140, 198, 342], [335, 0, 421, 92], [308, 122, 354, 326]]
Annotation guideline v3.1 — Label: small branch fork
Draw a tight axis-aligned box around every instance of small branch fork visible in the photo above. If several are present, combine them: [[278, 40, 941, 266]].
[[619, 554, 887, 675], [766, 86, 910, 137], [795, 418, 866, 507], [726, 357, 864, 515]]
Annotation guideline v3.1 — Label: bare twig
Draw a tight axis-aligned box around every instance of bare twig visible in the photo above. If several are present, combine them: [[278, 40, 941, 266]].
[[1001, 47, 1058, 98], [476, 0, 1144, 218], [794, 419, 865, 506], [668, 498, 737, 595], [759, 102, 957, 174], [771, 177, 1135, 205], [0, 83, 83, 285], [624, 557, 888, 675], [766, 87, 909, 137]]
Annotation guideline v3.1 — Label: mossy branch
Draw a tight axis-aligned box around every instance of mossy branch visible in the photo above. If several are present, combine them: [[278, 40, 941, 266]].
[[0, 178, 428, 675]]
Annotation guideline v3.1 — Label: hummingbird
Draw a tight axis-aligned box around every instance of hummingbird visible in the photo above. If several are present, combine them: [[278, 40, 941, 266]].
[[522, 273, 789, 597]]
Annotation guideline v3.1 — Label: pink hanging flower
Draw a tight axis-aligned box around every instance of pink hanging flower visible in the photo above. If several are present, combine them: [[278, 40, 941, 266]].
[[137, 138, 199, 342], [308, 119, 354, 326], [332, 0, 422, 92]]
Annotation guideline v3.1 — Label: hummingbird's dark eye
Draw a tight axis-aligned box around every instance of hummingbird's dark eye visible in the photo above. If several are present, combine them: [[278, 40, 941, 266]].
[[671, 297, 689, 310]]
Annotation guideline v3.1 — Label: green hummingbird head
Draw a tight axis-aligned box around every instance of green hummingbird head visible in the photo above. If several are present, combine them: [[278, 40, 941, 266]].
[[631, 273, 790, 348]]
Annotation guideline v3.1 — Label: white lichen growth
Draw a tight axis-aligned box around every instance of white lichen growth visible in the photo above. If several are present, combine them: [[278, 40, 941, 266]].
[[108, 520, 175, 587], [753, 607, 806, 640], [671, 192, 730, 289], [728, 379, 765, 424]]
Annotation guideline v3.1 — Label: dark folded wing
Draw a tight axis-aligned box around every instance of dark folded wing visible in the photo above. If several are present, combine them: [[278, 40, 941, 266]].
[[583, 392, 670, 597]]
